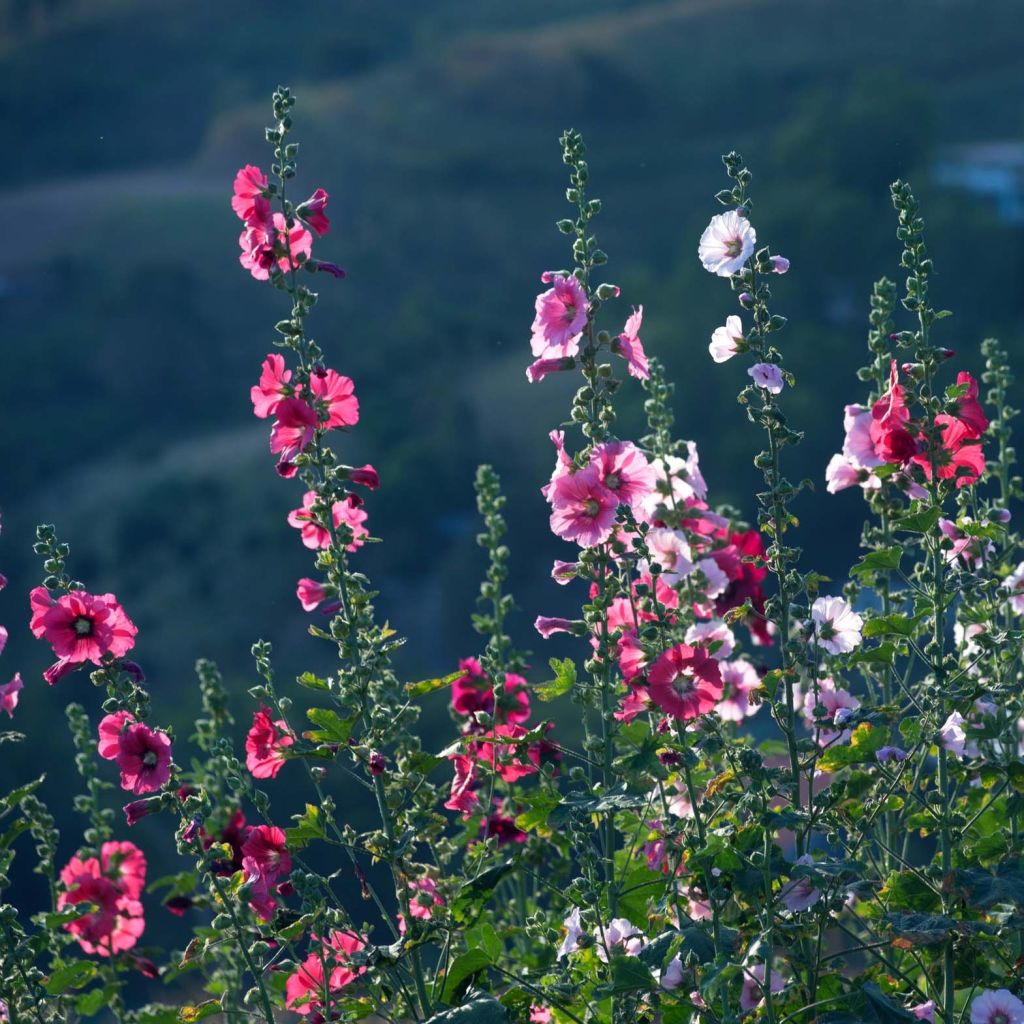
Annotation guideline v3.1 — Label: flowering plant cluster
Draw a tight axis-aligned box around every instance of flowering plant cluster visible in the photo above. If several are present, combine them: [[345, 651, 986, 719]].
[[2, 87, 1024, 1024]]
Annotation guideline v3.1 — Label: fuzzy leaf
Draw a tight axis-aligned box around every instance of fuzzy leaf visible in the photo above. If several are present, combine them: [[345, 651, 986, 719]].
[[893, 508, 941, 534], [44, 961, 97, 995], [851, 548, 902, 577], [610, 954, 656, 994], [817, 723, 886, 772], [535, 658, 576, 701], [286, 804, 326, 849], [305, 707, 355, 744], [406, 670, 462, 698]]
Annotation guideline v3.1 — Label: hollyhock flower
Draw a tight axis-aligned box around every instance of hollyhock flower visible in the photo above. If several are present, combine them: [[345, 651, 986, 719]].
[[548, 465, 618, 547], [716, 659, 761, 722], [269, 396, 318, 470], [779, 854, 821, 912], [826, 454, 869, 494], [30, 587, 138, 680], [288, 491, 368, 551], [557, 907, 585, 959], [1004, 562, 1024, 614], [245, 706, 295, 779], [949, 371, 988, 437], [526, 355, 575, 383], [241, 825, 292, 920], [876, 745, 909, 763], [643, 528, 694, 584], [116, 722, 173, 795], [531, 1008, 553, 1024], [659, 956, 685, 991], [649, 443, 709, 508], [740, 964, 786, 1014], [309, 367, 359, 429], [970, 990, 1024, 1024], [0, 626, 6, 657], [539, 430, 574, 502], [694, 556, 730, 601], [590, 441, 657, 515], [940, 710, 967, 758], [239, 212, 313, 281], [286, 931, 367, 1014], [250, 354, 292, 418], [939, 518, 993, 569], [123, 797, 161, 826], [770, 255, 790, 274], [595, 917, 645, 962], [406, 876, 444, 921], [450, 659, 530, 725], [647, 644, 723, 721], [913, 415, 985, 488], [201, 809, 247, 876], [870, 360, 917, 463], [530, 273, 589, 357], [445, 755, 479, 815], [802, 677, 860, 747], [535, 616, 578, 639], [296, 188, 330, 236], [811, 596, 863, 655], [473, 724, 538, 783], [231, 165, 269, 222], [911, 1001, 936, 1023], [698, 210, 756, 276], [335, 497, 369, 551], [97, 710, 135, 759], [843, 403, 884, 469], [709, 315, 744, 363], [614, 306, 649, 380], [551, 560, 579, 584], [748, 362, 784, 394], [481, 801, 527, 845], [297, 577, 328, 611], [349, 464, 380, 490], [0, 673, 22, 718], [685, 620, 735, 660]]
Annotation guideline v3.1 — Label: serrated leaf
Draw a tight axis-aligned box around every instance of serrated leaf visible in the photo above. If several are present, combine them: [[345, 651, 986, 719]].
[[610, 953, 655, 994], [851, 548, 902, 576], [817, 723, 886, 772], [424, 994, 508, 1024], [514, 791, 560, 834], [406, 670, 462, 697], [863, 615, 920, 638], [296, 671, 330, 691], [535, 658, 576, 702], [76, 988, 115, 1017], [893, 507, 941, 534], [286, 804, 326, 849], [452, 861, 516, 923], [44, 960, 97, 995], [305, 707, 355, 744]]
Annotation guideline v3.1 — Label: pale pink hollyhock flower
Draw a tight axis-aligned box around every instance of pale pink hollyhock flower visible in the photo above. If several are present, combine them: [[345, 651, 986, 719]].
[[709, 315, 744, 363], [251, 353, 292, 419], [535, 616, 579, 639], [1005, 562, 1024, 614], [667, 783, 694, 819], [595, 917, 645, 962], [296, 188, 330, 236], [911, 1000, 935, 1022], [770, 255, 790, 274], [802, 677, 859, 747], [682, 886, 713, 921], [614, 306, 650, 380], [526, 355, 574, 383], [231, 165, 269, 222], [843, 404, 884, 468], [643, 444, 708, 517], [716, 659, 761, 722], [590, 441, 657, 515], [970, 990, 1024, 1024], [955, 621, 985, 669], [557, 907, 585, 959], [116, 723, 173, 795], [398, 876, 445, 933], [530, 1007, 553, 1024], [740, 963, 785, 1014], [0, 673, 23, 718], [779, 854, 821, 912], [939, 517, 993, 569], [748, 362, 785, 394], [539, 429, 573, 501], [530, 273, 589, 358], [811, 596, 863, 655], [647, 644, 723, 721], [695, 556, 730, 600], [548, 465, 618, 547], [685, 620, 735, 661], [643, 528, 694, 584], [825, 454, 866, 495], [940, 711, 967, 758], [551, 560, 578, 584], [309, 368, 359, 429], [245, 706, 295, 779], [659, 955, 685, 991], [698, 210, 756, 276]]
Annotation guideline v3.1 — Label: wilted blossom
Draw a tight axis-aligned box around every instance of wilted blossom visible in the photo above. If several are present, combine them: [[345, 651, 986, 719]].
[[748, 362, 785, 394], [698, 210, 756, 276], [709, 315, 744, 363], [811, 596, 863, 655], [970, 990, 1024, 1024]]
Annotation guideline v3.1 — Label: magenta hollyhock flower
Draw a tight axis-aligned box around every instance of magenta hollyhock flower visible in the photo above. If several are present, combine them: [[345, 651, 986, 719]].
[[97, 710, 135, 760], [296, 577, 331, 612], [309, 367, 359, 428], [548, 465, 618, 547], [811, 596, 863, 655], [647, 644, 723, 721], [335, 496, 369, 551], [534, 616, 578, 639], [296, 187, 330, 237], [614, 306, 649, 380], [912, 414, 986, 488], [444, 754, 480, 816], [770, 255, 790, 274], [748, 362, 785, 394], [245, 706, 294, 779], [123, 797, 160, 826], [870, 360, 917, 464], [241, 825, 292, 920], [287, 491, 368, 551], [472, 724, 539, 783], [530, 273, 589, 358], [970, 990, 1024, 1024], [250, 353, 292, 419], [239, 212, 313, 281], [231, 165, 269, 222], [526, 355, 575, 383], [531, 1007, 554, 1023], [950, 371, 989, 438], [269, 395, 318, 470], [406, 875, 444, 922], [709, 315, 744, 363], [0, 673, 22, 719], [698, 210, 756, 276], [116, 722, 173, 795], [716, 659, 761, 723], [590, 440, 657, 515], [939, 517, 993, 569], [481, 801, 527, 845], [286, 931, 366, 1015], [349, 464, 380, 489]]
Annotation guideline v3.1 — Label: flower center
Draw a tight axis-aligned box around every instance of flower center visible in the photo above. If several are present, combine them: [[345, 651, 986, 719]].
[[583, 498, 601, 518], [73, 616, 94, 637], [724, 238, 742, 257], [992, 1014, 1009, 1024], [143, 750, 158, 768], [562, 303, 576, 323], [604, 473, 620, 490], [672, 672, 695, 697]]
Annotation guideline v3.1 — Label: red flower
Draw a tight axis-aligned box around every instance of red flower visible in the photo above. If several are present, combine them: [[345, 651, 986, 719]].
[[245, 706, 294, 779], [949, 371, 988, 437], [912, 415, 985, 488], [647, 644, 723, 721], [869, 359, 917, 463]]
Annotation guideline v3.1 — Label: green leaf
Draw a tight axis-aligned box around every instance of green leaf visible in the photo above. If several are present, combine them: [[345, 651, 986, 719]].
[[440, 949, 493, 1005], [452, 861, 516, 922], [534, 658, 576, 702], [296, 671, 330, 692], [406, 670, 462, 697], [548, 784, 649, 827], [884, 912, 994, 947], [76, 988, 116, 1017], [639, 928, 715, 969], [0, 774, 45, 814], [893, 507, 941, 534], [817, 723, 886, 772], [851, 548, 902, 577], [44, 960, 97, 995], [424, 994, 508, 1024], [305, 707, 355, 744], [880, 871, 940, 912], [610, 953, 655, 994], [849, 643, 898, 667], [286, 804, 326, 849], [465, 924, 504, 963], [955, 862, 1024, 910], [514, 790, 561, 834], [863, 615, 920, 638]]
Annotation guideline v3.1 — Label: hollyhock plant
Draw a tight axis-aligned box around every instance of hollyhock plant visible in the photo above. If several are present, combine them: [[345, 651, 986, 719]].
[[245, 705, 295, 778], [647, 643, 723, 721], [698, 209, 756, 276], [250, 353, 292, 418], [115, 722, 173, 795], [241, 825, 292, 920]]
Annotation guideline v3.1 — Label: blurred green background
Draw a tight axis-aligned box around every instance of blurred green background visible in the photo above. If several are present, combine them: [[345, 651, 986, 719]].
[[2, 0, 1022, 958]]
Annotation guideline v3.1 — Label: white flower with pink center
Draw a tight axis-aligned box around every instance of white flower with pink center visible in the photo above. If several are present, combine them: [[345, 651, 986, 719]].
[[709, 315, 744, 363], [698, 210, 756, 277], [811, 596, 863, 655]]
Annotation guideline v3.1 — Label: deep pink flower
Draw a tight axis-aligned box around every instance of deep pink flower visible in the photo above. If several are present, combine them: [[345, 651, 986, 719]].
[[200, 809, 247, 876], [530, 274, 589, 358], [526, 355, 575, 383], [912, 415, 985, 488], [241, 825, 292, 920], [245, 706, 294, 779], [116, 722, 173, 795], [296, 577, 330, 612], [309, 368, 359, 428], [232, 165, 269, 222], [534, 616, 578, 639], [402, 875, 444, 928], [349, 464, 380, 489], [250, 354, 292, 419], [451, 660, 530, 725], [614, 306, 649, 380], [123, 798, 160, 826], [98, 710, 135, 760], [445, 754, 479, 815], [870, 360, 917, 464], [472, 724, 539, 783], [286, 931, 366, 1015], [269, 396, 319, 470], [481, 801, 527, 845], [647, 644, 722, 721], [950, 371, 988, 438], [548, 465, 618, 547], [590, 440, 657, 514], [239, 212, 313, 281], [0, 673, 22, 719], [296, 188, 330, 237]]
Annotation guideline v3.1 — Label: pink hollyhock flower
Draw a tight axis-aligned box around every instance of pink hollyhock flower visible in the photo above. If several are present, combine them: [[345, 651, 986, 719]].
[[335, 496, 369, 551], [614, 306, 649, 380], [939, 517, 993, 569], [551, 560, 579, 584], [825, 454, 871, 494], [970, 990, 1024, 1024], [590, 441, 657, 515], [445, 755, 479, 815], [97, 710, 135, 759], [684, 620, 735, 660], [526, 355, 575, 383], [231, 165, 269, 222], [643, 528, 694, 584], [1005, 562, 1024, 614], [770, 255, 790, 274], [406, 876, 444, 921], [540, 429, 574, 501], [250, 354, 292, 419], [709, 315, 744, 363], [30, 587, 138, 681], [245, 706, 295, 779], [0, 625, 6, 657], [530, 273, 589, 357], [802, 677, 860, 747], [123, 798, 159, 826], [309, 367, 359, 429], [595, 917, 646, 962], [843, 403, 885, 469], [239, 212, 313, 281], [116, 722, 173, 794], [286, 930, 367, 1015], [644, 444, 708, 514], [472, 724, 538, 783], [0, 673, 22, 718], [658, 956, 685, 991], [950, 371, 989, 438], [912, 415, 985, 488], [911, 1001, 936, 1023], [288, 491, 368, 551], [615, 685, 652, 722], [716, 659, 761, 722], [870, 360, 917, 464], [876, 745, 909, 763], [557, 907, 585, 959], [534, 616, 578, 639], [451, 659, 530, 725], [647, 644, 723, 721], [349, 464, 380, 489], [548, 465, 618, 547], [297, 577, 329, 612], [296, 188, 330, 236], [481, 802, 528, 845], [811, 596, 863, 655], [531, 1007, 554, 1024], [698, 210, 756, 276], [940, 710, 967, 758], [268, 396, 318, 469], [748, 362, 784, 394], [740, 964, 786, 1014], [200, 809, 247, 876], [241, 825, 292, 920], [779, 854, 821, 912]]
